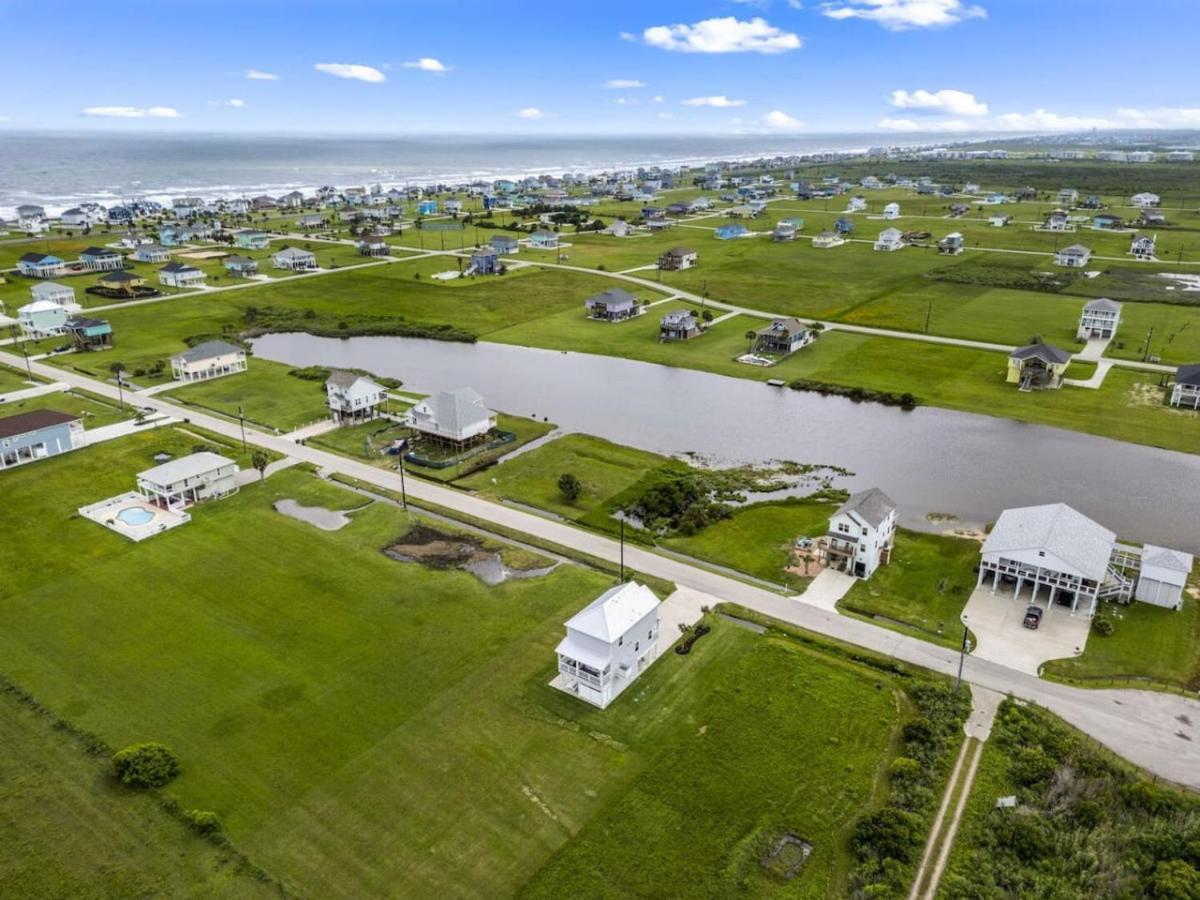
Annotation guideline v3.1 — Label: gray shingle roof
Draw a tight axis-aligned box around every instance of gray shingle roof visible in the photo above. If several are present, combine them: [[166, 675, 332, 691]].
[[1177, 364, 1200, 388], [1083, 297, 1121, 313], [171, 340, 244, 364], [835, 487, 896, 529], [1011, 342, 1072, 365], [586, 288, 638, 309], [983, 503, 1115, 582]]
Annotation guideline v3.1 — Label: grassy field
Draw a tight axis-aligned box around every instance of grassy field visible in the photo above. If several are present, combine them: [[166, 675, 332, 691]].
[[164, 360, 331, 432], [0, 386, 131, 428], [0, 427, 925, 897], [839, 530, 982, 649], [0, 683, 276, 899], [1041, 581, 1200, 690], [0, 362, 39, 392], [662, 499, 835, 590]]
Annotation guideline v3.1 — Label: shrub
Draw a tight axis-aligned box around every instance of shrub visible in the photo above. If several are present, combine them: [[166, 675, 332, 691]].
[[183, 809, 222, 834], [1093, 615, 1115, 636], [851, 807, 924, 863], [112, 742, 179, 788], [558, 473, 582, 503]]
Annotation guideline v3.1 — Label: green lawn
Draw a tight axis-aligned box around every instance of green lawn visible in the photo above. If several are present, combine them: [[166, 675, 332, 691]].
[[663, 499, 836, 590], [0, 387, 130, 429], [1041, 581, 1200, 690], [0, 686, 275, 899], [521, 625, 905, 898], [0, 429, 923, 897], [840, 530, 982, 649], [459, 432, 675, 518], [0, 363, 38, 392], [164, 360, 330, 432]]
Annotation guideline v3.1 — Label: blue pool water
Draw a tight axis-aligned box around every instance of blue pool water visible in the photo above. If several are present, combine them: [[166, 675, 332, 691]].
[[117, 507, 154, 526]]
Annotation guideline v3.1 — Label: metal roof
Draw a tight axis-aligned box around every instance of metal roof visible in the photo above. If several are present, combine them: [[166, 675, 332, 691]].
[[562, 582, 659, 642], [983, 503, 1116, 582]]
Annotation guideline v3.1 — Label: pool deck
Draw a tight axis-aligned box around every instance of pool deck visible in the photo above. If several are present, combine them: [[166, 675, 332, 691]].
[[78, 492, 191, 542]]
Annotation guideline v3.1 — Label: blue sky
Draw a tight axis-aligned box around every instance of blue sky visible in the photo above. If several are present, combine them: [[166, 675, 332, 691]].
[[3, 0, 1199, 135]]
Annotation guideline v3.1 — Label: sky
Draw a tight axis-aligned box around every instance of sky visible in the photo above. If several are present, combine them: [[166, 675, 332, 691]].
[[3, 0, 1199, 136]]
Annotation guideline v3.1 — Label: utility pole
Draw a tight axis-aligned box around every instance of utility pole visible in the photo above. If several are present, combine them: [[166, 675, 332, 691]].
[[924, 298, 933, 335], [619, 516, 625, 582], [22, 344, 33, 381], [955, 622, 971, 689], [1143, 326, 1155, 362], [398, 455, 408, 510], [114, 366, 125, 411], [238, 404, 247, 452]]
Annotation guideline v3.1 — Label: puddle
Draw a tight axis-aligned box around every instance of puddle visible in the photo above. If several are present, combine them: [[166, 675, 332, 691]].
[[384, 524, 556, 585], [274, 499, 353, 531]]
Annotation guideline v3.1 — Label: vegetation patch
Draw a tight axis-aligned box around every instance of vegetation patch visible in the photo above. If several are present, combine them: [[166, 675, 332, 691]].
[[243, 304, 476, 342], [384, 523, 555, 584], [941, 699, 1200, 898], [926, 260, 1078, 294], [789, 378, 919, 408], [761, 832, 813, 880]]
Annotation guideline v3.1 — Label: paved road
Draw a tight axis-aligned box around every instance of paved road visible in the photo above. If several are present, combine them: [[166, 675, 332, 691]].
[[4, 348, 1198, 790]]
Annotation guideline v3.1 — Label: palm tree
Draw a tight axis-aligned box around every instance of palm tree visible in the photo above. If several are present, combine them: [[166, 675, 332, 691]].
[[745, 329, 757, 353]]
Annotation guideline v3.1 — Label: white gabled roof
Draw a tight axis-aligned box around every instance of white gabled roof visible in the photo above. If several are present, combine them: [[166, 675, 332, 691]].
[[137, 451, 235, 486], [983, 503, 1115, 581], [19, 299, 66, 314], [564, 582, 658, 642], [1140, 545, 1194, 587]]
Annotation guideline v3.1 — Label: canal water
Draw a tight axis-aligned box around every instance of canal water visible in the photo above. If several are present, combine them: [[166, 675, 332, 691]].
[[252, 333, 1200, 552]]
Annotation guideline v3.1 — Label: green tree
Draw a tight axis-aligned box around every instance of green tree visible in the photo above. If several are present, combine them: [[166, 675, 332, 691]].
[[112, 743, 179, 788], [252, 450, 269, 481], [558, 473, 582, 503]]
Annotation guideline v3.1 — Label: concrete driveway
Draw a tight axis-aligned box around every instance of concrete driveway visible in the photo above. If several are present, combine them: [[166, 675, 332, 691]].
[[962, 586, 1091, 676]]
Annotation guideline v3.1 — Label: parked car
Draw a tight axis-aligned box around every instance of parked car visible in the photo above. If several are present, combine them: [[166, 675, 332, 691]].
[[1023, 606, 1044, 629]]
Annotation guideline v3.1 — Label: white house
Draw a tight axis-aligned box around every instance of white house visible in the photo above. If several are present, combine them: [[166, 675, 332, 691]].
[[874, 227, 905, 252], [821, 487, 897, 579], [1054, 244, 1092, 268], [29, 281, 79, 311], [1077, 298, 1121, 340], [1129, 233, 1156, 261], [169, 340, 247, 383], [18, 299, 69, 338], [1171, 365, 1200, 409], [989, 214, 1011, 227], [1135, 546, 1194, 610], [554, 582, 661, 709], [813, 231, 845, 249], [1131, 192, 1160, 208], [137, 452, 239, 512], [882, 202, 900, 219], [326, 371, 388, 424], [159, 262, 207, 289], [133, 243, 171, 264], [272, 247, 317, 271], [848, 196, 868, 212], [407, 387, 497, 444]]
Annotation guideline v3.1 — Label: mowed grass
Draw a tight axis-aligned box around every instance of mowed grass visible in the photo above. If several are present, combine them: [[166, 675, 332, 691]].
[[459, 433, 673, 518], [0, 386, 130, 428], [1041, 579, 1200, 690], [0, 689, 274, 899], [520, 625, 905, 898], [164, 360, 331, 432], [0, 428, 913, 897], [840, 530, 982, 649], [0, 362, 39, 392], [663, 499, 836, 590]]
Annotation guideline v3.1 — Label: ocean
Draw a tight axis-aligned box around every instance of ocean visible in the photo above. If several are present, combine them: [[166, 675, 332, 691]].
[[0, 130, 946, 218]]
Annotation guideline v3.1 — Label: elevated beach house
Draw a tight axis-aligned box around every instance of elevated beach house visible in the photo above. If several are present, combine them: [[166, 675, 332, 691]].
[[0, 409, 84, 470], [585, 288, 640, 322], [407, 388, 497, 447], [1171, 364, 1200, 409], [1054, 244, 1092, 268], [820, 487, 897, 579], [223, 255, 259, 276], [937, 232, 965, 255], [29, 281, 79, 311], [753, 318, 812, 356], [137, 452, 239, 511], [813, 230, 845, 249], [272, 247, 318, 271], [468, 246, 499, 275], [554, 582, 661, 709], [529, 230, 559, 249], [1131, 191, 1160, 208], [873, 227, 904, 252], [65, 316, 113, 350], [170, 340, 247, 383], [659, 309, 701, 341], [234, 229, 270, 250], [159, 262, 206, 289], [17, 299, 68, 338], [658, 247, 698, 270], [882, 202, 900, 219], [77, 246, 123, 272], [490, 234, 520, 255], [1077, 298, 1121, 339], [17, 252, 66, 278], [1129, 233, 1156, 260], [133, 243, 171, 264], [1007, 342, 1072, 389], [326, 371, 388, 424], [356, 236, 389, 257]]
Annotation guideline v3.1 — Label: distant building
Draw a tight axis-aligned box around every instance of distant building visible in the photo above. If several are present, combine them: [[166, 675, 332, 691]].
[[223, 255, 259, 276], [325, 371, 388, 424], [1008, 343, 1072, 389], [1129, 233, 1157, 261], [234, 229, 269, 250], [585, 288, 640, 322], [528, 230, 559, 249], [170, 340, 247, 383], [0, 409, 84, 470], [659, 309, 701, 342], [938, 232, 964, 255], [1131, 192, 1160, 208], [65, 316, 113, 351], [137, 452, 239, 511], [490, 234, 520, 255], [554, 582, 661, 709], [271, 247, 317, 270], [753, 318, 811, 356], [813, 230, 845, 249], [1170, 364, 1200, 409], [658, 247, 697, 270], [873, 227, 905, 252], [17, 252, 66, 278], [469, 246, 499, 274], [715, 223, 748, 240], [882, 202, 900, 219], [159, 262, 206, 289], [133, 243, 171, 264], [29, 281, 78, 310], [1078, 298, 1121, 339], [356, 237, 389, 256], [17, 299, 69, 338], [1054, 244, 1092, 268], [77, 246, 124, 272]]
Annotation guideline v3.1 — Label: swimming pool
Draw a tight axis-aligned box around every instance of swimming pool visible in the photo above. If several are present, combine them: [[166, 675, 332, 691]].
[[117, 506, 155, 526]]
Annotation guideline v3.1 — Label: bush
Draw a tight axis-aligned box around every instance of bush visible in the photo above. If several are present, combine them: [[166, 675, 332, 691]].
[[112, 742, 179, 788], [558, 473, 582, 503], [182, 809, 221, 834], [852, 807, 924, 863], [1093, 615, 1115, 636]]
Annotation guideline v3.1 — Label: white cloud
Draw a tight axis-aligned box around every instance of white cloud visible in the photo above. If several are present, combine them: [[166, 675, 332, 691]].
[[82, 106, 181, 119], [877, 116, 975, 131], [227, 98, 245, 108], [618, 31, 637, 41], [657, 112, 677, 120], [788, 0, 805, 7], [822, 0, 985, 31], [991, 109, 1116, 131], [244, 69, 279, 81], [604, 79, 646, 89], [764, 110, 803, 129], [402, 57, 450, 74], [314, 63, 386, 83], [890, 88, 986, 116], [1114, 106, 1200, 128], [683, 95, 747, 108], [643, 17, 801, 54], [517, 107, 551, 119], [614, 98, 631, 105], [652, 95, 664, 103]]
